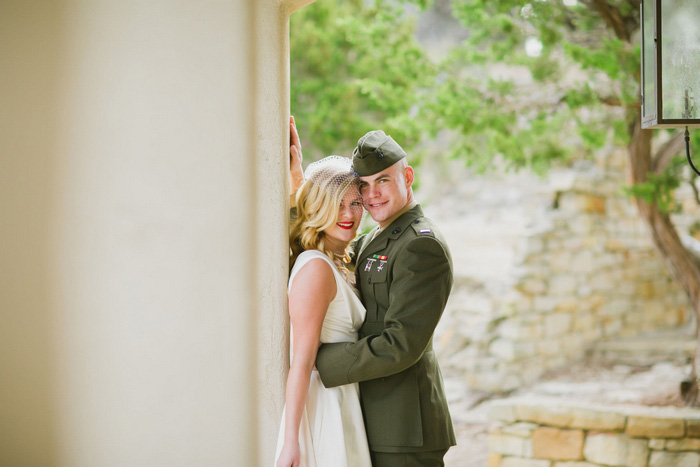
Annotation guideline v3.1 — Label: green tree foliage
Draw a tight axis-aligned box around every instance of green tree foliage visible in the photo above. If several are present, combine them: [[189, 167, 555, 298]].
[[291, 0, 700, 405], [290, 0, 435, 160], [429, 0, 641, 174], [291, 0, 697, 207]]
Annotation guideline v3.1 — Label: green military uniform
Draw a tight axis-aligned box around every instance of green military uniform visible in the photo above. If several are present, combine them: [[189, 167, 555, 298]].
[[315, 130, 456, 462]]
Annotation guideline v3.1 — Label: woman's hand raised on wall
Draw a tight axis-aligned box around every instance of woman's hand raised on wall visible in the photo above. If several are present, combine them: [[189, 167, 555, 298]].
[[290, 116, 304, 198]]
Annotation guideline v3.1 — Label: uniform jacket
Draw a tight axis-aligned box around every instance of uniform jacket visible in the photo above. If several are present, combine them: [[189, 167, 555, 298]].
[[315, 205, 456, 453]]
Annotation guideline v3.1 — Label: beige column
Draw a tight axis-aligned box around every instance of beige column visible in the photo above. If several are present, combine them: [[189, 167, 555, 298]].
[[254, 1, 317, 464], [1, 1, 259, 465], [0, 3, 62, 464]]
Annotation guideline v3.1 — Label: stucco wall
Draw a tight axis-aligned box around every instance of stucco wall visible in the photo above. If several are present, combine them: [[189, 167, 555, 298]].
[[254, 1, 317, 464], [0, 1, 280, 465]]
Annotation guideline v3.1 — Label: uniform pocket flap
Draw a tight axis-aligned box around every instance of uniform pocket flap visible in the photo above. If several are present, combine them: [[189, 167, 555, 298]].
[[360, 255, 389, 283]]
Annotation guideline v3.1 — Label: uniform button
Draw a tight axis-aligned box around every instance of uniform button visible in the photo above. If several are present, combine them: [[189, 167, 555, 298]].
[[392, 227, 401, 234], [413, 219, 420, 224], [368, 278, 371, 284]]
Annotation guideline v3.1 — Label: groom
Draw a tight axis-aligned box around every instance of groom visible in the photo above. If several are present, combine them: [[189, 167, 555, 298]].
[[290, 118, 455, 466]]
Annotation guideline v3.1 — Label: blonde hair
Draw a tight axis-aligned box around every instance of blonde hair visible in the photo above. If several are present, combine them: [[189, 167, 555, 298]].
[[290, 166, 360, 276]]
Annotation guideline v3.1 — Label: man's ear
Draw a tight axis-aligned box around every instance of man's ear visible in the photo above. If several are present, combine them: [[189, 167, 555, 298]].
[[404, 165, 414, 188]]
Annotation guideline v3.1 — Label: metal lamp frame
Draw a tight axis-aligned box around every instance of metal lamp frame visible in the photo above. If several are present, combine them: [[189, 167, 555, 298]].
[[641, 0, 700, 129]]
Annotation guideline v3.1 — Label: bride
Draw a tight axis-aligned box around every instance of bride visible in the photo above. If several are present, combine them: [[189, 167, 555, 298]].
[[274, 153, 372, 467]]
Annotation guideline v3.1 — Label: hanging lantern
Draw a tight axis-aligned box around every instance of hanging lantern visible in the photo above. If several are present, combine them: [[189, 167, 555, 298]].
[[641, 0, 700, 129]]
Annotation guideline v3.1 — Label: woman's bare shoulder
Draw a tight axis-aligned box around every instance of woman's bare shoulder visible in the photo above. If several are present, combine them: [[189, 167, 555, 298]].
[[289, 251, 336, 301]]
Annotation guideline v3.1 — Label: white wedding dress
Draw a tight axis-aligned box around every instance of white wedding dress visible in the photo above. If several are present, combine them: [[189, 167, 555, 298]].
[[274, 250, 371, 467]]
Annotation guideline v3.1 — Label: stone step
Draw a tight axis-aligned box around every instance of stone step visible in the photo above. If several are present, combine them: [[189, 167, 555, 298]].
[[586, 327, 696, 366]]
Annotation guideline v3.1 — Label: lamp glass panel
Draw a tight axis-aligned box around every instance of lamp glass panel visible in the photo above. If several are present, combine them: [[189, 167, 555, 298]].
[[642, 0, 656, 119], [661, 0, 700, 120]]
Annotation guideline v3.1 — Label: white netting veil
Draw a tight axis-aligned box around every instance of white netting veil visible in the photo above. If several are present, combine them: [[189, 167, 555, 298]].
[[304, 155, 358, 193], [296, 155, 363, 227], [291, 155, 363, 276]]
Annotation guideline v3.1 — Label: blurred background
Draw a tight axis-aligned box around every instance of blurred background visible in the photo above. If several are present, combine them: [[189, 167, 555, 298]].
[[291, 1, 700, 465]]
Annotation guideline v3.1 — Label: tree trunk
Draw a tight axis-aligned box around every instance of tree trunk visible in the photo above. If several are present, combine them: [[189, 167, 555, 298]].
[[628, 114, 700, 405]]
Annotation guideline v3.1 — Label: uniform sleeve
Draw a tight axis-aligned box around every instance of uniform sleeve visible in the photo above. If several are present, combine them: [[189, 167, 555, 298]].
[[316, 236, 453, 387]]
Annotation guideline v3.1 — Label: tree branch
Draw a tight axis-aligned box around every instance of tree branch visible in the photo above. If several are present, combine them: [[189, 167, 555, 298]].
[[598, 95, 638, 108], [689, 177, 700, 206], [652, 131, 685, 174], [585, 0, 630, 42]]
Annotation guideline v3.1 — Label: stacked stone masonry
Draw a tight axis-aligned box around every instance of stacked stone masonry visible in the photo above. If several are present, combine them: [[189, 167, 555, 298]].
[[434, 153, 695, 393], [488, 398, 700, 467]]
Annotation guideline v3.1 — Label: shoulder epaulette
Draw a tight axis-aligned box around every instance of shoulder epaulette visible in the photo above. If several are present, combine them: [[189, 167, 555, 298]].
[[410, 218, 434, 237]]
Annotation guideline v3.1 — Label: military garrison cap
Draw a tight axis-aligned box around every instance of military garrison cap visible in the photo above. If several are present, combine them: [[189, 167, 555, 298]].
[[352, 130, 407, 176]]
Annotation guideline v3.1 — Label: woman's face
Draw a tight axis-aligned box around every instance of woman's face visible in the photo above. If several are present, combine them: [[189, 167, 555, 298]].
[[323, 185, 363, 254]]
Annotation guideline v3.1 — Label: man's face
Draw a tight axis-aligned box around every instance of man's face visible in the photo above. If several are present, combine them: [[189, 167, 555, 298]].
[[359, 161, 413, 227]]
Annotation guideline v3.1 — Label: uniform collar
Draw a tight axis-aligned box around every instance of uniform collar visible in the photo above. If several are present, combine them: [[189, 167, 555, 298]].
[[368, 201, 418, 241], [377, 200, 417, 231], [358, 204, 424, 261]]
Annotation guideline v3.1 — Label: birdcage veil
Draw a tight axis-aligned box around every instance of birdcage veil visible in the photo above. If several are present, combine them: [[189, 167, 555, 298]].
[[303, 155, 358, 194], [291, 155, 362, 277]]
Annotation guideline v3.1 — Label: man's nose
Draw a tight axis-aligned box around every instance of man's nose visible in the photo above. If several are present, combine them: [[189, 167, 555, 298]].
[[367, 185, 379, 198]]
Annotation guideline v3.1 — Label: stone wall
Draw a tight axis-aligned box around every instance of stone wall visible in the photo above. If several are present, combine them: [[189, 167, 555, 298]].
[[431, 153, 694, 393], [487, 398, 700, 467]]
